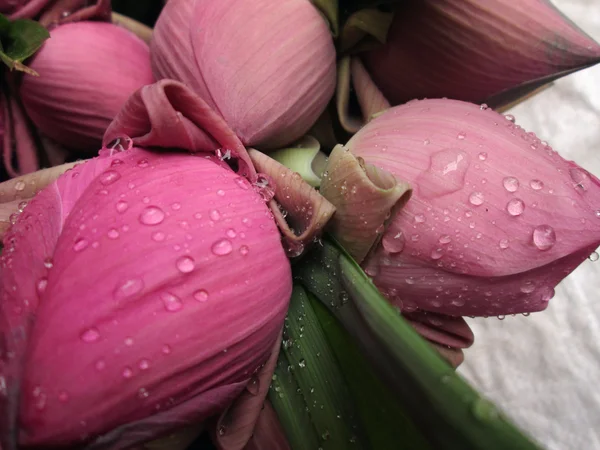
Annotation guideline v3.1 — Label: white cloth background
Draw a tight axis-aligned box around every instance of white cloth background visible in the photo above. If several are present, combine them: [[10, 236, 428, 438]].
[[458, 2, 600, 449]]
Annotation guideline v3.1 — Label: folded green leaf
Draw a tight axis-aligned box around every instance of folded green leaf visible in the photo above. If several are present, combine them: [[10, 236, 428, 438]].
[[0, 13, 49, 75], [294, 238, 540, 450]]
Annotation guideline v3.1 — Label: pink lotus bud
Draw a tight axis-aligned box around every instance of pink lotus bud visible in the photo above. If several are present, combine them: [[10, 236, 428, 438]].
[[0, 147, 291, 448], [20, 21, 154, 151], [347, 99, 600, 317], [360, 0, 600, 108], [150, 0, 336, 150]]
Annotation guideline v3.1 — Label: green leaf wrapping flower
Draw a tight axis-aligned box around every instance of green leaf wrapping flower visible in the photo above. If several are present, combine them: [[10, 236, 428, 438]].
[[0, 13, 49, 75]]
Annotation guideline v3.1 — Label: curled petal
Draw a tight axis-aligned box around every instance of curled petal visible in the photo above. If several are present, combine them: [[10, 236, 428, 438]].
[[269, 136, 327, 188], [320, 144, 412, 263], [243, 401, 290, 450], [104, 80, 256, 180], [248, 149, 335, 257]]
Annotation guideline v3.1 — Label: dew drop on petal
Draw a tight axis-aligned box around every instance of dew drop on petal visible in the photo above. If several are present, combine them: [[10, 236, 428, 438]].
[[469, 192, 484, 206], [152, 232, 166, 242], [520, 282, 535, 294], [176, 256, 195, 273], [383, 231, 405, 254], [73, 238, 89, 252], [80, 328, 100, 343], [36, 278, 48, 294], [227, 228, 237, 238], [217, 189, 225, 196], [15, 181, 25, 192], [114, 278, 144, 300], [457, 131, 466, 140], [569, 168, 590, 192], [139, 206, 165, 226], [499, 239, 509, 249], [414, 214, 426, 224], [504, 114, 516, 123], [171, 202, 181, 211], [99, 170, 121, 186], [194, 289, 209, 302], [162, 292, 183, 312], [478, 152, 488, 161], [162, 344, 172, 354], [211, 239, 233, 256], [116, 200, 128, 213], [438, 235, 451, 245], [502, 177, 519, 192], [589, 251, 599, 262], [138, 359, 150, 370], [210, 210, 221, 221], [137, 159, 149, 168], [532, 225, 556, 251], [506, 199, 525, 216], [122, 367, 133, 379], [242, 217, 252, 228], [239, 245, 249, 256], [44, 258, 53, 269], [530, 179, 544, 190], [431, 248, 443, 260], [234, 177, 250, 190], [107, 229, 119, 239]]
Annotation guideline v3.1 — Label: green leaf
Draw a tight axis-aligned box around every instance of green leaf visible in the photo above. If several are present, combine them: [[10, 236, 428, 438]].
[[0, 13, 50, 75], [294, 238, 541, 450]]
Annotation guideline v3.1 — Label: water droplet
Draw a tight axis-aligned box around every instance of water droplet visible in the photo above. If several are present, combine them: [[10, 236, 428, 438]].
[[595, 210, 600, 218], [211, 239, 233, 256], [502, 177, 519, 192], [114, 278, 144, 300], [504, 114, 516, 123], [44, 258, 53, 269], [124, 337, 134, 347], [218, 426, 226, 436], [107, 228, 119, 239], [171, 202, 181, 211], [210, 210, 221, 221], [73, 238, 89, 252], [139, 206, 165, 226], [497, 315, 506, 320], [478, 152, 488, 161], [383, 231, 405, 254], [480, 103, 489, 110], [457, 131, 466, 140], [431, 248, 443, 260], [226, 228, 237, 239], [417, 149, 470, 198], [532, 225, 556, 251], [499, 239, 509, 249], [469, 192, 484, 206], [520, 282, 535, 294], [121, 367, 134, 379], [176, 256, 195, 273], [414, 214, 426, 224], [570, 168, 590, 192], [58, 391, 69, 403], [152, 231, 166, 242], [138, 359, 150, 370], [438, 235, 452, 245], [540, 287, 555, 302], [451, 298, 466, 307], [162, 292, 183, 312], [530, 179, 544, 190], [298, 359, 306, 368], [116, 200, 128, 213], [472, 398, 499, 422], [162, 344, 172, 354], [36, 278, 48, 295], [410, 234, 420, 242], [80, 328, 100, 343], [217, 189, 225, 196], [95, 360, 106, 371], [239, 245, 249, 256], [235, 177, 250, 190], [15, 181, 26, 191], [194, 289, 209, 302], [506, 199, 525, 216], [423, 139, 430, 145], [137, 158, 149, 168], [99, 170, 121, 186], [589, 251, 599, 262]]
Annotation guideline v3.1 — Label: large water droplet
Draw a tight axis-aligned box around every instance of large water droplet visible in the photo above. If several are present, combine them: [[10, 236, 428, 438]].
[[417, 149, 470, 198], [506, 199, 525, 216], [569, 168, 590, 192], [210, 210, 221, 221], [234, 177, 251, 190], [114, 278, 144, 300], [73, 238, 89, 252], [589, 251, 599, 262], [211, 239, 233, 256], [176, 256, 195, 274], [438, 235, 452, 245], [116, 200, 128, 213], [502, 177, 519, 192], [107, 228, 119, 239], [80, 328, 100, 343], [469, 192, 484, 206], [162, 292, 183, 312], [431, 248, 443, 260], [504, 114, 516, 123], [139, 206, 165, 226], [194, 289, 209, 302], [99, 170, 121, 186], [414, 214, 426, 224], [530, 179, 544, 190], [532, 225, 556, 251], [382, 231, 405, 254]]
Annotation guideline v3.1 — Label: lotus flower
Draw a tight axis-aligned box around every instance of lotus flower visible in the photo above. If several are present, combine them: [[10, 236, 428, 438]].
[[150, 0, 336, 150], [349, 0, 600, 111], [20, 21, 154, 151], [0, 146, 291, 448], [325, 98, 600, 318]]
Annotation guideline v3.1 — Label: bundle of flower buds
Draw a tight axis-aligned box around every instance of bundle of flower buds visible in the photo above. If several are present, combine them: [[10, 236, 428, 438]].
[[0, 0, 598, 448]]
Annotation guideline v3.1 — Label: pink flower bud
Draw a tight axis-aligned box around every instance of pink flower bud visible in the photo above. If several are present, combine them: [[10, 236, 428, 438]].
[[349, 99, 600, 317], [150, 0, 336, 149], [0, 147, 291, 448], [360, 0, 600, 107], [20, 21, 154, 151]]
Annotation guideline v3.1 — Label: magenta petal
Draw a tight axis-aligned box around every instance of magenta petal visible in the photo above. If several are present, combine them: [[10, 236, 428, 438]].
[[403, 311, 474, 349], [9, 149, 290, 447], [350, 99, 600, 316]]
